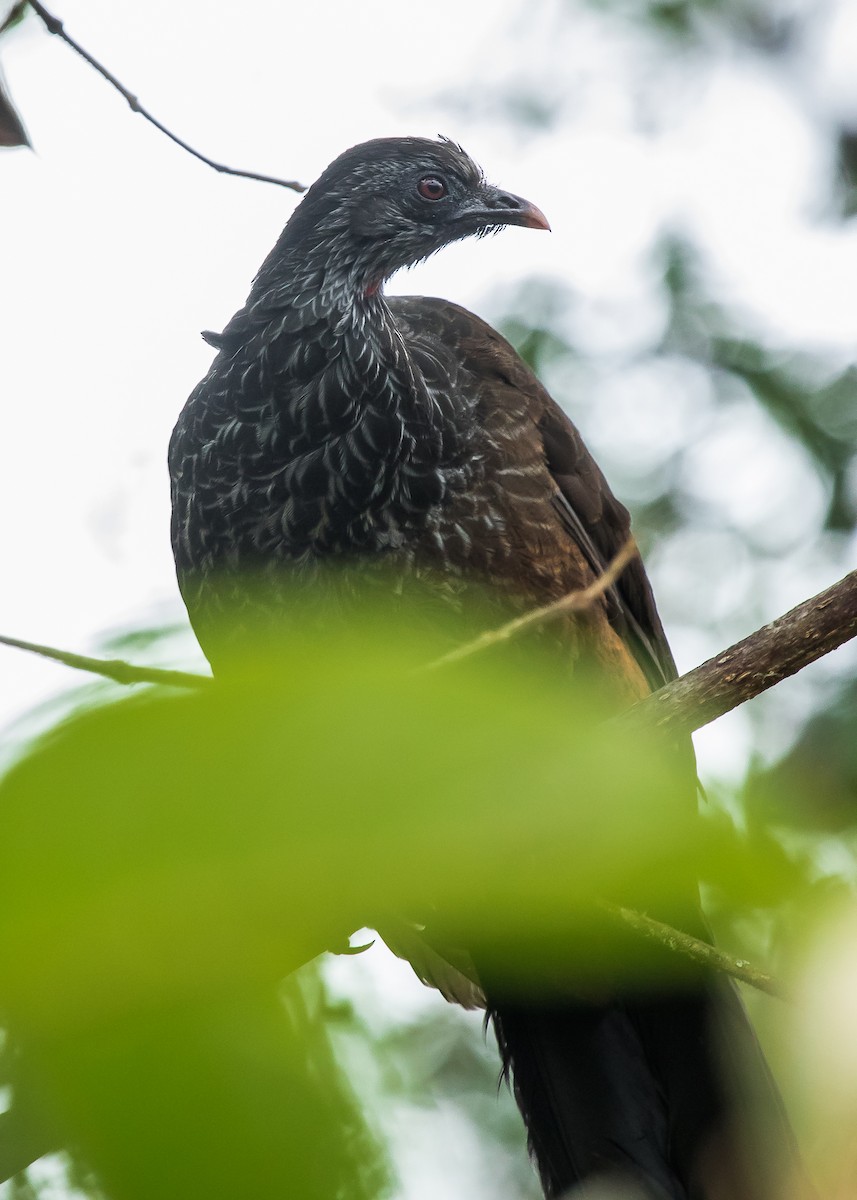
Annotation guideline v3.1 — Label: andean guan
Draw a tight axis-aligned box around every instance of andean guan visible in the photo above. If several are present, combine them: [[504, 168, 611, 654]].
[[170, 137, 799, 1200]]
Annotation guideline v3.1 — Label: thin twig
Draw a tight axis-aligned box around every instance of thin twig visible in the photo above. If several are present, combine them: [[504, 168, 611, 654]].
[[26, 1, 306, 192], [599, 901, 786, 999], [0, 633, 210, 689], [427, 537, 639, 669]]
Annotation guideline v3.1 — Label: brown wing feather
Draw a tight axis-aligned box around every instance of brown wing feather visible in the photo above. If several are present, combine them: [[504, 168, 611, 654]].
[[538, 402, 679, 690], [391, 296, 673, 695]]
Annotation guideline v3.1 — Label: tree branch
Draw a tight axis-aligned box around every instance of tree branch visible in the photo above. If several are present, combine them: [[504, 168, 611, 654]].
[[26, 1, 306, 192], [598, 902, 786, 1000], [627, 569, 857, 738], [0, 633, 210, 689]]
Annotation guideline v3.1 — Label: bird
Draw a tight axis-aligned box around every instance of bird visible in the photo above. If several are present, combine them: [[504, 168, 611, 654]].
[[170, 136, 799, 1200]]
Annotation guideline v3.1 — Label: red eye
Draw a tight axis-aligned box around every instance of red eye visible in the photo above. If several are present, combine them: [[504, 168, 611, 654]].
[[417, 176, 448, 201]]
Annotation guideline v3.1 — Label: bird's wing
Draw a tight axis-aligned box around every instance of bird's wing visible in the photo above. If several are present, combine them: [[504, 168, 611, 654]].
[[376, 919, 485, 1010], [538, 399, 678, 689], [390, 296, 676, 692]]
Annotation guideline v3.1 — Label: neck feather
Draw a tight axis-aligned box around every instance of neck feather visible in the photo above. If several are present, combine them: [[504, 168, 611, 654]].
[[225, 224, 434, 432]]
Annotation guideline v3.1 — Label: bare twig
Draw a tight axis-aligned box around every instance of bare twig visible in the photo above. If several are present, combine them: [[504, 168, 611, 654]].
[[427, 537, 639, 669], [627, 569, 857, 739], [0, 633, 210, 689], [26, 1, 306, 192], [599, 902, 786, 999]]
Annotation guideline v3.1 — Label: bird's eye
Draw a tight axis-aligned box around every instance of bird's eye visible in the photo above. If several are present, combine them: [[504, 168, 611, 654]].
[[417, 176, 448, 201]]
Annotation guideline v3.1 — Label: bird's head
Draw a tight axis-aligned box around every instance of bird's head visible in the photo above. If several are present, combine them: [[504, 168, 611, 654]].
[[282, 136, 550, 295]]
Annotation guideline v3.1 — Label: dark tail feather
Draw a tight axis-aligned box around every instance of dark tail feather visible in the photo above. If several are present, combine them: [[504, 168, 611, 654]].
[[491, 997, 684, 1199], [490, 984, 800, 1200]]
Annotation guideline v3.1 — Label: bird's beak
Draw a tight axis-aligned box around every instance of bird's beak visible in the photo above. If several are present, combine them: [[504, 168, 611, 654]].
[[462, 186, 551, 232]]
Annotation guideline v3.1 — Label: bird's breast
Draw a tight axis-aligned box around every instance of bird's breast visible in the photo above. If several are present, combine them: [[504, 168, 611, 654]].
[[170, 335, 479, 587]]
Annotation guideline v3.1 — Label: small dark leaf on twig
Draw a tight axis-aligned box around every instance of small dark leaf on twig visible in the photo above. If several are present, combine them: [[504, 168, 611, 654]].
[[0, 67, 30, 147], [0, 2, 29, 38]]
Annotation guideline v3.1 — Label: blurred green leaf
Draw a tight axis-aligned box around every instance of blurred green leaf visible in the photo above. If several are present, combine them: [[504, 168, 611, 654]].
[[18, 969, 391, 1200], [5, 595, 775, 1197]]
